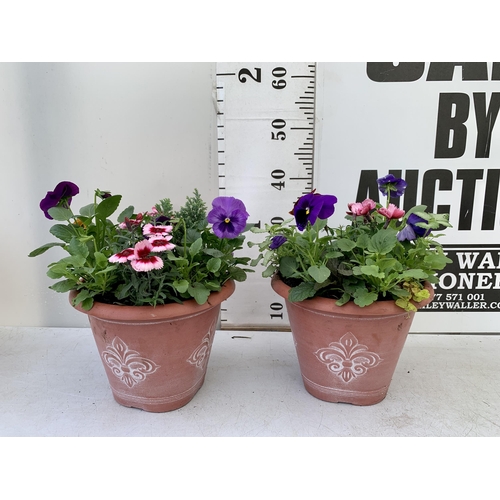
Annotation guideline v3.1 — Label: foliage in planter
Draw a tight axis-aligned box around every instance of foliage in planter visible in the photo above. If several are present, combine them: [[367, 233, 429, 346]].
[[30, 181, 252, 310], [250, 174, 452, 311]]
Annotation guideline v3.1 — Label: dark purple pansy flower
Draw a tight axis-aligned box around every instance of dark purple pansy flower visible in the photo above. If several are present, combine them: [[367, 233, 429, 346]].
[[397, 213, 431, 242], [207, 196, 249, 239], [290, 191, 338, 231], [270, 235, 287, 249], [40, 181, 80, 219], [377, 174, 407, 198]]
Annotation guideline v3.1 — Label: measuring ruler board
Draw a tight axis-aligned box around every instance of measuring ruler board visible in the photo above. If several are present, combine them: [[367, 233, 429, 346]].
[[215, 62, 316, 329]]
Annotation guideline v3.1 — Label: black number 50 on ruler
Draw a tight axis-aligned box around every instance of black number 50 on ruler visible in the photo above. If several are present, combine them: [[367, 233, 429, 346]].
[[216, 62, 316, 330]]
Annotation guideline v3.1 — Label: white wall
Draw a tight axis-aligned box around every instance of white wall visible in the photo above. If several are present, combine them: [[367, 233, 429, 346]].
[[1, 62, 218, 327]]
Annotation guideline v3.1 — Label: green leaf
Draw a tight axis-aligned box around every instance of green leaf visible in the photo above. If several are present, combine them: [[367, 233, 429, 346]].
[[203, 248, 224, 258], [95, 265, 117, 276], [188, 283, 211, 304], [279, 256, 298, 277], [391, 287, 411, 298], [205, 281, 221, 291], [404, 205, 427, 217], [47, 206, 73, 221], [336, 292, 351, 306], [117, 205, 135, 222], [94, 251, 109, 269], [250, 254, 263, 267], [79, 203, 96, 218], [173, 280, 189, 293], [353, 265, 384, 278], [189, 237, 203, 257], [288, 281, 316, 302], [324, 250, 343, 259], [58, 254, 87, 267], [401, 269, 428, 279], [46, 266, 66, 279], [250, 226, 268, 234], [262, 264, 276, 278], [72, 289, 91, 306], [28, 242, 65, 257], [49, 280, 76, 293], [424, 253, 452, 270], [49, 224, 75, 243], [262, 249, 274, 267], [80, 297, 95, 310], [413, 288, 430, 302], [356, 233, 370, 249], [230, 267, 248, 282], [294, 235, 310, 248], [95, 195, 122, 219], [336, 238, 356, 252], [367, 229, 397, 254], [68, 237, 89, 258], [207, 257, 222, 273], [353, 288, 379, 307], [307, 265, 331, 283], [395, 298, 415, 312]]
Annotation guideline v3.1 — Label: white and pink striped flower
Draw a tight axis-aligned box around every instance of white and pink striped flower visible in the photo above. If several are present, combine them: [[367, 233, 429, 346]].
[[142, 223, 173, 237], [108, 248, 135, 263], [149, 235, 176, 252], [130, 240, 164, 272]]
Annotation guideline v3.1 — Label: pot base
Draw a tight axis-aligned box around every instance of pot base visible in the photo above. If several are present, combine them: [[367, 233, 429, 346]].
[[301, 374, 388, 406], [111, 375, 206, 412]]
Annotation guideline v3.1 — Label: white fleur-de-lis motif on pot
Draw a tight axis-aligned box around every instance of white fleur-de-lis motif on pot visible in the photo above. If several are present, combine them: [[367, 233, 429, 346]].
[[101, 337, 160, 388], [314, 332, 382, 383], [187, 327, 214, 370]]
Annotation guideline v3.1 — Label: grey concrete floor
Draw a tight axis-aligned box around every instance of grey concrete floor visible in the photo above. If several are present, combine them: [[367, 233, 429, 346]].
[[1, 327, 499, 437]]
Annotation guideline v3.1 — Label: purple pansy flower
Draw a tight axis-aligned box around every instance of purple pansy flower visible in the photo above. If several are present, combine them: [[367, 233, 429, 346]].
[[207, 196, 249, 239], [270, 235, 287, 249], [397, 214, 431, 242], [40, 181, 80, 219], [290, 191, 338, 231], [377, 174, 407, 198]]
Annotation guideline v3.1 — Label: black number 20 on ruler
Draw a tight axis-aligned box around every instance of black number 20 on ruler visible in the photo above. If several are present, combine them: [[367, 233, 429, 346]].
[[216, 62, 316, 329]]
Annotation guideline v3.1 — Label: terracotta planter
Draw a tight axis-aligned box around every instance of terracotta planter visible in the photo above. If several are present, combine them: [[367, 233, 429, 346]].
[[70, 280, 235, 412], [271, 275, 434, 406]]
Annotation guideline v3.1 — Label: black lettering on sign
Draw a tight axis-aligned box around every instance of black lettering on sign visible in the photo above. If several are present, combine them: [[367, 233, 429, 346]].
[[482, 170, 500, 230], [422, 169, 453, 215], [367, 62, 500, 82], [434, 93, 470, 158], [473, 93, 500, 158], [356, 170, 380, 203], [421, 244, 500, 312], [456, 170, 484, 230], [426, 62, 489, 81], [356, 169, 500, 231], [366, 63, 425, 82]]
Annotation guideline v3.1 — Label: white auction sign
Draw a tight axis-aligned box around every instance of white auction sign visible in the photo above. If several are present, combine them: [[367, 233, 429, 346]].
[[315, 62, 500, 333]]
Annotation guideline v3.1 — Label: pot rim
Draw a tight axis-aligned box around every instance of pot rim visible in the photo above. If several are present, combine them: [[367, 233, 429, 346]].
[[69, 279, 235, 322], [271, 274, 434, 317]]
